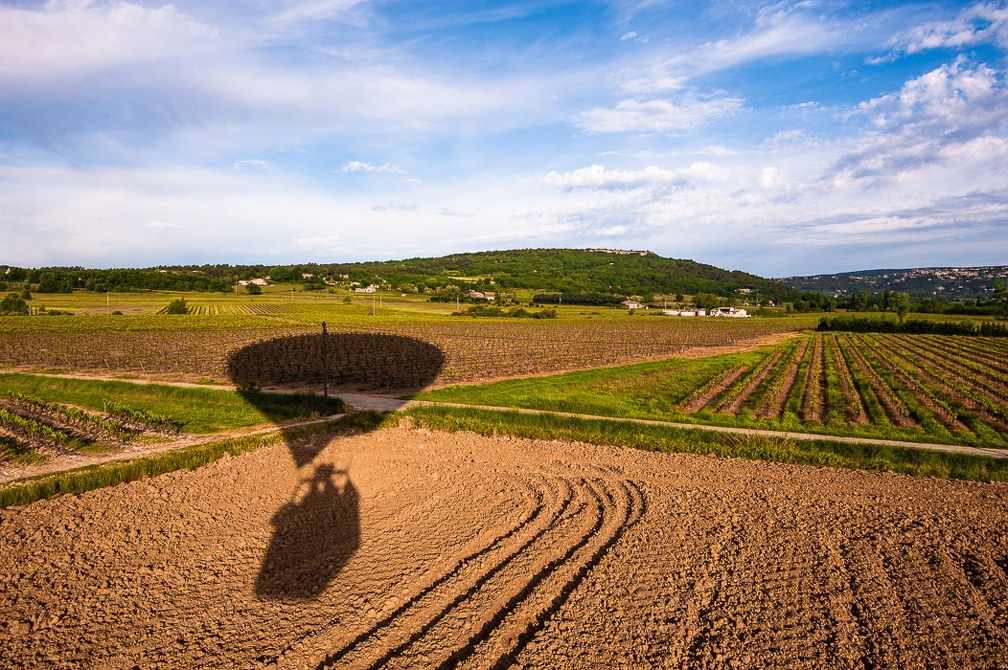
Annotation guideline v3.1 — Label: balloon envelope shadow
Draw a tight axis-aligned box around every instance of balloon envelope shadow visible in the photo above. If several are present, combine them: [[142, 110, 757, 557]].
[[227, 332, 445, 601]]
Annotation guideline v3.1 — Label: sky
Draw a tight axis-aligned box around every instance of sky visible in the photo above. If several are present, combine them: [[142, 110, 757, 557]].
[[1, 0, 1007, 277]]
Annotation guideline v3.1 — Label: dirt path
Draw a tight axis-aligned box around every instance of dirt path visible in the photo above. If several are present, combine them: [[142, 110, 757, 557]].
[[1, 425, 1006, 668]]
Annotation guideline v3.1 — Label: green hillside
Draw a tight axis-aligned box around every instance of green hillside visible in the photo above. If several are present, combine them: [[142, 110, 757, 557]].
[[324, 249, 798, 302], [2, 249, 799, 303]]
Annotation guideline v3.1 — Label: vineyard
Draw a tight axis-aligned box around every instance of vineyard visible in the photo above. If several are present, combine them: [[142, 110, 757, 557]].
[[0, 392, 175, 466], [0, 308, 817, 386], [420, 331, 1008, 449], [658, 330, 1008, 448]]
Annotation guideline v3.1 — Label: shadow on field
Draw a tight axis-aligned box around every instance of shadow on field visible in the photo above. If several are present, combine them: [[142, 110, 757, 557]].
[[227, 332, 444, 601]]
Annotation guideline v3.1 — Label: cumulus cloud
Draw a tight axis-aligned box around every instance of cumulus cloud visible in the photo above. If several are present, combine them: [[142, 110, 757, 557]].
[[823, 59, 1008, 188], [759, 167, 788, 189], [891, 1, 1008, 54], [574, 93, 744, 134]]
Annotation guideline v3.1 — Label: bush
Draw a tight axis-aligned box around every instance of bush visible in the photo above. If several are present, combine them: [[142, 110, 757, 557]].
[[164, 298, 188, 315], [818, 315, 1007, 337], [0, 293, 29, 315]]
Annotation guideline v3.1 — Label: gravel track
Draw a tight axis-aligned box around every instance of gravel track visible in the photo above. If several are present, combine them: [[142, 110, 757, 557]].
[[2, 424, 1007, 668]]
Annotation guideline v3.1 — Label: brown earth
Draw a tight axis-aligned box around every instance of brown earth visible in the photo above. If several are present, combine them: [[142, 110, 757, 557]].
[[1, 424, 1007, 669]]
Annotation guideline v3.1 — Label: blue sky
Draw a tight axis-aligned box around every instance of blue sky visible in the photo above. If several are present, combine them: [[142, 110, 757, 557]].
[[1, 0, 1006, 276]]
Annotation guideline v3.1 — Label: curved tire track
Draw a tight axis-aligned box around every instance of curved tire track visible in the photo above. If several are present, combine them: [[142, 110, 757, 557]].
[[307, 469, 643, 670]]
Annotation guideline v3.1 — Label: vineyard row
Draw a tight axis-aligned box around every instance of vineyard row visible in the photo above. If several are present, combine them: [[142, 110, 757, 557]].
[[678, 333, 1008, 447]]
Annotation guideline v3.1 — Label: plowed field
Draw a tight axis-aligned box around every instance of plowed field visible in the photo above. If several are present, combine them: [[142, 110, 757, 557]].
[[2, 425, 1006, 669]]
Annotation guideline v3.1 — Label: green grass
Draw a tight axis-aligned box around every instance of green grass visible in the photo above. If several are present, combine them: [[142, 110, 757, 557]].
[[0, 373, 342, 433], [413, 338, 1007, 449], [0, 411, 388, 508], [418, 354, 756, 419], [404, 405, 1008, 482]]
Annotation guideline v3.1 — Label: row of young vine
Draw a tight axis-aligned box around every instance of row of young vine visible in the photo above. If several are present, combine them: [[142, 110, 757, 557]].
[[0, 394, 178, 465], [677, 333, 1008, 447]]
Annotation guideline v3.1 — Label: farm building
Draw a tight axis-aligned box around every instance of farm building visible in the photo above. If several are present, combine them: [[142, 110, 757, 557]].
[[711, 307, 749, 318], [661, 308, 707, 316]]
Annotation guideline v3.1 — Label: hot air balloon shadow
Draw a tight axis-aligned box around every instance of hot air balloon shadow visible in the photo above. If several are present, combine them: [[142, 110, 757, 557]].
[[226, 331, 445, 601]]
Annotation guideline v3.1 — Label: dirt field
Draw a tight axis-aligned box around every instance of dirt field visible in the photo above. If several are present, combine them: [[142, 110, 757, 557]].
[[2, 424, 1007, 669]]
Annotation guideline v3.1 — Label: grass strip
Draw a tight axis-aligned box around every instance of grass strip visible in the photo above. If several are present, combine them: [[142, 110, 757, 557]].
[[404, 405, 1008, 483], [0, 411, 387, 509], [0, 373, 343, 433]]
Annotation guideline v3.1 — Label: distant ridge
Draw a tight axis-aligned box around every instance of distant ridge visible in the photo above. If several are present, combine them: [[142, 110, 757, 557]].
[[782, 266, 1007, 300]]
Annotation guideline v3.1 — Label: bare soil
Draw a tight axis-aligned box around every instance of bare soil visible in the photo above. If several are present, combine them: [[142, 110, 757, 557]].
[[1, 425, 1007, 669]]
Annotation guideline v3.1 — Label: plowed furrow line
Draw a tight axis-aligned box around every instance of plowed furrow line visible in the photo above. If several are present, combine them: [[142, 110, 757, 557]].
[[476, 478, 646, 670], [717, 349, 785, 415], [455, 478, 644, 670], [314, 476, 576, 669], [839, 334, 916, 428], [888, 336, 1008, 415], [800, 333, 825, 421], [269, 477, 545, 667], [372, 477, 599, 670], [757, 337, 810, 419]]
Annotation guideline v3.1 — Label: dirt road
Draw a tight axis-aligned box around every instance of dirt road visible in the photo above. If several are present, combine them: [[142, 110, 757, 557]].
[[2, 424, 1006, 668]]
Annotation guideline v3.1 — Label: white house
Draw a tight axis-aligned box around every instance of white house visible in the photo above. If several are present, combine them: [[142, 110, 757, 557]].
[[711, 306, 748, 318]]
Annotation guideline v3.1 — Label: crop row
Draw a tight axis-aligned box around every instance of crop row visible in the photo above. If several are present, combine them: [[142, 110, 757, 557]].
[[0, 406, 77, 453], [6, 391, 139, 441], [0, 396, 180, 466], [0, 314, 816, 386], [683, 333, 1008, 447]]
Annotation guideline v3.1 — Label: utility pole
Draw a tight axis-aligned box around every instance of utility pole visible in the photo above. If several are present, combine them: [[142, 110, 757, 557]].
[[321, 321, 328, 399]]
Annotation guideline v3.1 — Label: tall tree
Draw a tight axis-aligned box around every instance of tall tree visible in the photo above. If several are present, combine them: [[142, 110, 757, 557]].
[[892, 292, 911, 324], [995, 280, 1008, 319]]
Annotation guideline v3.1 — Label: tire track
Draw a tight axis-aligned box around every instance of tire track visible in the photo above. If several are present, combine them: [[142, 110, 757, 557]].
[[310, 470, 642, 670], [263, 473, 545, 668], [310, 474, 575, 669]]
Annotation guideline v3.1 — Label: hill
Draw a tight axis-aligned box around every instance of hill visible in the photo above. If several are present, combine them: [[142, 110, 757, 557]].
[[3, 249, 799, 303], [322, 249, 798, 302], [781, 266, 1007, 302]]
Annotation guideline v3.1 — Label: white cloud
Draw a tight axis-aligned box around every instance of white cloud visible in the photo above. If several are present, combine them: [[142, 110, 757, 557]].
[[759, 166, 787, 189], [542, 162, 730, 189], [0, 1, 217, 85], [574, 94, 744, 134], [232, 159, 270, 170], [696, 12, 848, 74], [892, 1, 1008, 54], [341, 161, 405, 173], [824, 60, 1008, 189], [856, 58, 1003, 128]]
